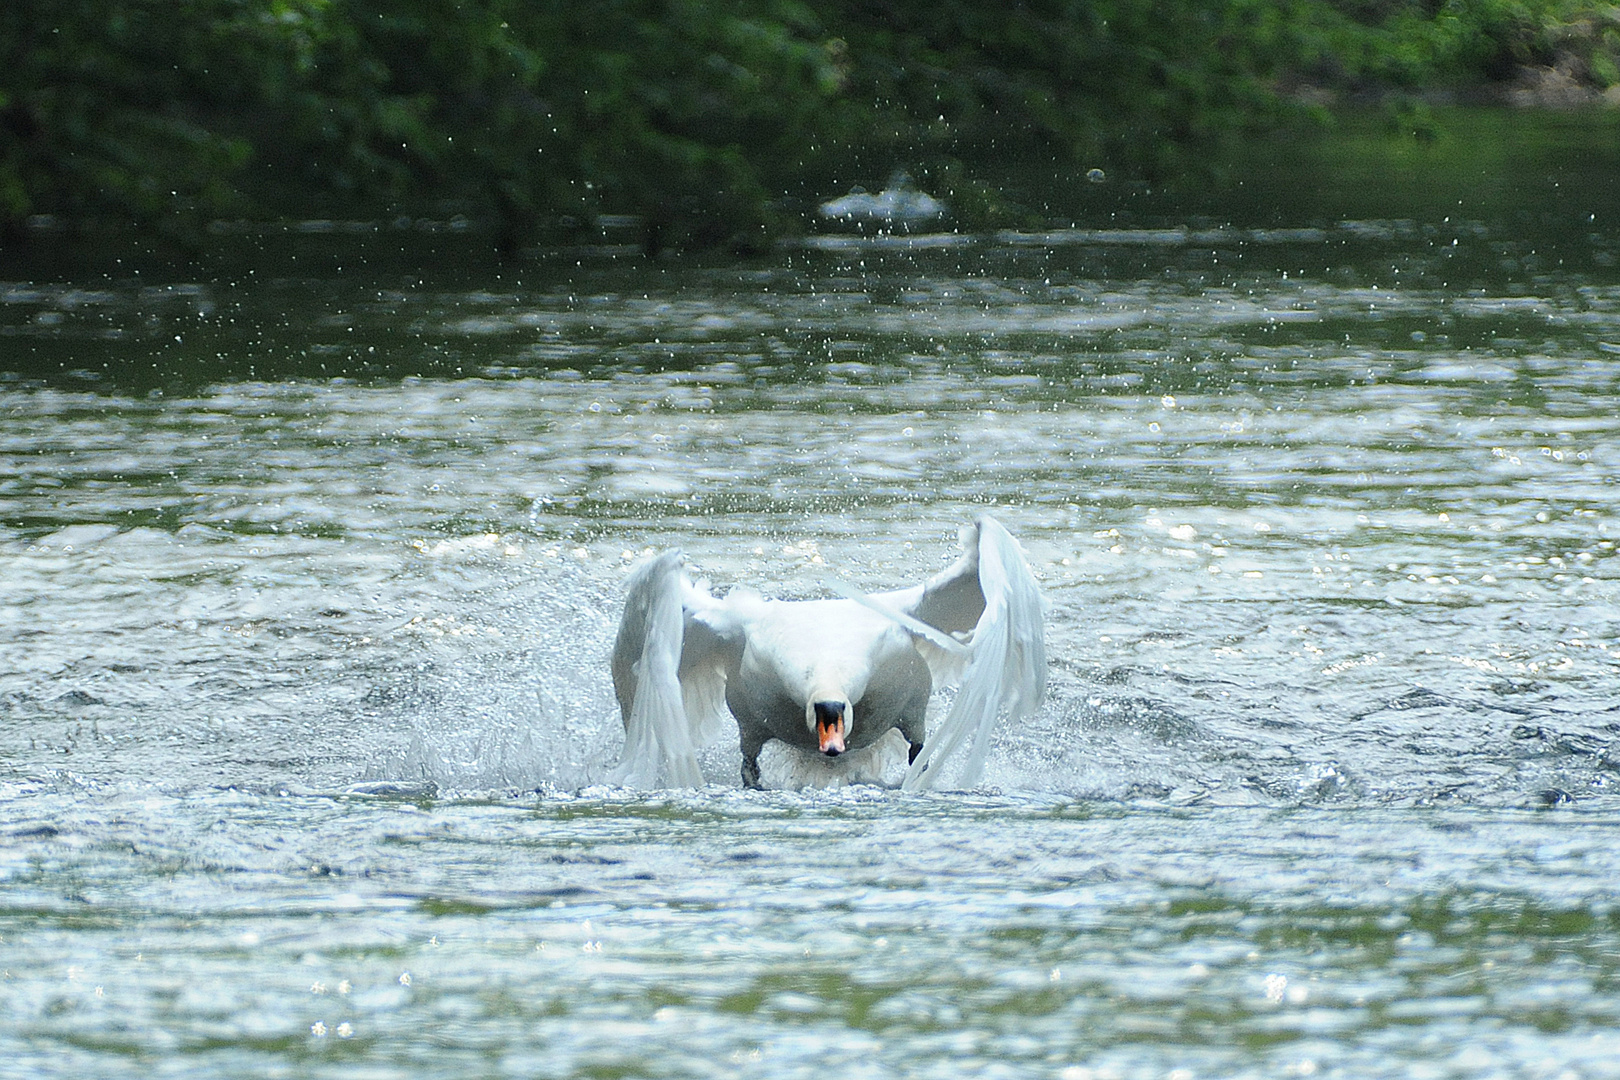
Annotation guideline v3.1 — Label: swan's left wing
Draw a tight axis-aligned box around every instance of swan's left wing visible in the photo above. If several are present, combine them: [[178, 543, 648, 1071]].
[[610, 551, 741, 787], [882, 516, 1047, 791]]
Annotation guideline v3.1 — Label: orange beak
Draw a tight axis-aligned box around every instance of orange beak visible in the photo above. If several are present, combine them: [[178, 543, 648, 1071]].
[[814, 701, 847, 756], [818, 715, 845, 755]]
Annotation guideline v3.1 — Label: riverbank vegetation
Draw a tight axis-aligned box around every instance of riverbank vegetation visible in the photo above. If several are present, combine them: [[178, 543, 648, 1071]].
[[3, 1, 1618, 252]]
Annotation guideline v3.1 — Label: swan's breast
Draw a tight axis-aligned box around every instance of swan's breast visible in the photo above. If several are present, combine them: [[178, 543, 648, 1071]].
[[737, 597, 913, 707]]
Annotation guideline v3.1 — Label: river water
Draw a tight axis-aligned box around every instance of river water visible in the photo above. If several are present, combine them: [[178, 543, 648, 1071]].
[[5, 152, 1620, 1076]]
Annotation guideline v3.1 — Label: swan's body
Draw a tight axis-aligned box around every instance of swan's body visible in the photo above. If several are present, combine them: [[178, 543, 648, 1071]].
[[610, 516, 1045, 791]]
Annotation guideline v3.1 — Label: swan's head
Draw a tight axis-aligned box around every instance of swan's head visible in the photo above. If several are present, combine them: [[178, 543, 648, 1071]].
[[809, 699, 848, 756]]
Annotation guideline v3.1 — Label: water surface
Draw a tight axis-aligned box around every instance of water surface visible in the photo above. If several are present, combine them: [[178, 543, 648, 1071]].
[[4, 171, 1620, 1076]]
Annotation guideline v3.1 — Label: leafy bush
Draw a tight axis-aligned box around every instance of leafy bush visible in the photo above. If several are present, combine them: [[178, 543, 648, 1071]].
[[3, 0, 1615, 250]]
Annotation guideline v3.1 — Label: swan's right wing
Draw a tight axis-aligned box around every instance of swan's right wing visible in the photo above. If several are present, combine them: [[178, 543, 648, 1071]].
[[610, 551, 741, 787]]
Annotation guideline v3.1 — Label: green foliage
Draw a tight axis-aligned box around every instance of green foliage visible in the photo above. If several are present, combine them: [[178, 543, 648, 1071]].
[[1, 0, 257, 237], [1282, 1, 1620, 92], [3, 0, 1617, 251], [816, 0, 1302, 179]]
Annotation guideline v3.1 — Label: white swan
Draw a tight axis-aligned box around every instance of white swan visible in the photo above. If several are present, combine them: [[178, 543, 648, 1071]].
[[610, 516, 1046, 791]]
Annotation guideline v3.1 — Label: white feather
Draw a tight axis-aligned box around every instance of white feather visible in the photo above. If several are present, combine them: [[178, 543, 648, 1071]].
[[903, 518, 1047, 791], [609, 552, 704, 787], [822, 576, 971, 657]]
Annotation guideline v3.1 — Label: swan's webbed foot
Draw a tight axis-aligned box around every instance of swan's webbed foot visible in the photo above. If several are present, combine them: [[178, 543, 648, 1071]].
[[741, 755, 763, 789]]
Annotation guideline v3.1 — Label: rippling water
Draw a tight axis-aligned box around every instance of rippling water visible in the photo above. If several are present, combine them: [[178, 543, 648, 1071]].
[[5, 197, 1620, 1076]]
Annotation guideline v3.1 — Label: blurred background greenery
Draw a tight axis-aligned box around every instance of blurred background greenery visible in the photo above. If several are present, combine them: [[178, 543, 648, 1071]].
[[3, 0, 1618, 254]]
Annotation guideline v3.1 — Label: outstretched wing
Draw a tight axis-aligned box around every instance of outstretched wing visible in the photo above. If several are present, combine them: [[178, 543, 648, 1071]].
[[880, 516, 1047, 791], [610, 551, 742, 787]]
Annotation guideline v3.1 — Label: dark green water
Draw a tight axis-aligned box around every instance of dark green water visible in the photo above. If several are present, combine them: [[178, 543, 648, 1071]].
[[3, 109, 1620, 1077]]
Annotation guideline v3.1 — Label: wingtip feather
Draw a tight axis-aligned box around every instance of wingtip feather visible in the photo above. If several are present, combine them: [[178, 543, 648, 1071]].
[[902, 515, 1047, 792]]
